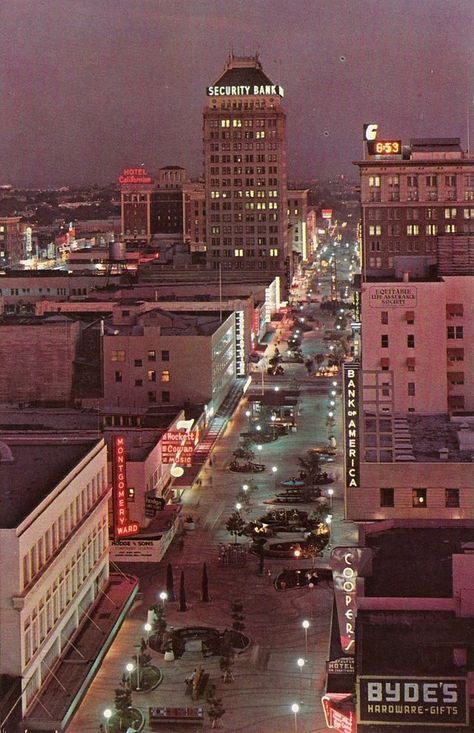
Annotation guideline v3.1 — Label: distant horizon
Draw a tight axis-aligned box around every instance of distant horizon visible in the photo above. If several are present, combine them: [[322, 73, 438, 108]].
[[1, 0, 472, 187]]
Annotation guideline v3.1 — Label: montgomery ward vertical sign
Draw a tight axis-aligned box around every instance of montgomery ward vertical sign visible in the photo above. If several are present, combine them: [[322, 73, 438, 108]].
[[112, 436, 139, 538], [343, 364, 360, 488]]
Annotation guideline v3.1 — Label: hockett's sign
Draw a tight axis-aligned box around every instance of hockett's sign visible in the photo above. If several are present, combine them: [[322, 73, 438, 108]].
[[369, 285, 417, 308], [358, 676, 469, 727], [206, 84, 284, 97], [112, 436, 139, 538]]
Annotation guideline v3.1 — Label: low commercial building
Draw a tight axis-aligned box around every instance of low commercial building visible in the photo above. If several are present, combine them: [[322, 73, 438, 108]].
[[103, 307, 237, 416], [0, 435, 138, 731]]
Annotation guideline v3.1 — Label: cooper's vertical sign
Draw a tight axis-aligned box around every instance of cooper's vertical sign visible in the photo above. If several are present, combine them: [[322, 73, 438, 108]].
[[343, 364, 360, 488], [112, 436, 139, 538]]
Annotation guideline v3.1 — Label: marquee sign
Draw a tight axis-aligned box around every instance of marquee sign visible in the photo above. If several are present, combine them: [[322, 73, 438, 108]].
[[206, 84, 284, 97], [322, 209, 333, 220], [327, 657, 355, 675], [118, 167, 153, 185], [369, 285, 417, 308], [358, 676, 468, 727], [112, 436, 139, 538], [343, 364, 360, 489]]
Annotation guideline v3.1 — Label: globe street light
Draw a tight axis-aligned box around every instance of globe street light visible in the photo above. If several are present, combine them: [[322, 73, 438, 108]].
[[144, 622, 152, 644], [272, 465, 278, 491], [291, 702, 300, 733], [159, 590, 168, 608], [302, 619, 310, 659], [103, 708, 112, 733], [125, 662, 134, 686], [327, 488, 334, 510], [235, 502, 242, 513]]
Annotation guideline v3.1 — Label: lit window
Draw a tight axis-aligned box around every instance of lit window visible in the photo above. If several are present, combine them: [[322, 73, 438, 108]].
[[147, 370, 156, 382], [412, 488, 427, 507], [161, 370, 170, 382], [111, 350, 125, 362], [148, 350, 156, 361], [234, 248, 244, 257]]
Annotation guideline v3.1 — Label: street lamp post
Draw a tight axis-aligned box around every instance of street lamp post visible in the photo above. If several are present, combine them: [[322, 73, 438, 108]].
[[272, 465, 278, 490], [327, 488, 334, 510], [144, 623, 152, 644], [125, 662, 134, 687], [302, 619, 310, 659], [134, 644, 141, 690], [103, 708, 112, 733], [297, 657, 305, 701], [291, 703, 300, 733]]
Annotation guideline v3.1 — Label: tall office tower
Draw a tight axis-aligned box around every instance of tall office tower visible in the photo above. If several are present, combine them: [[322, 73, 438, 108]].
[[355, 137, 474, 279], [203, 54, 289, 288], [341, 132, 474, 523], [287, 188, 309, 262]]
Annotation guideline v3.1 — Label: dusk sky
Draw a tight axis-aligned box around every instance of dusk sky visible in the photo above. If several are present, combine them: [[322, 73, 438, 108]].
[[1, 0, 473, 187]]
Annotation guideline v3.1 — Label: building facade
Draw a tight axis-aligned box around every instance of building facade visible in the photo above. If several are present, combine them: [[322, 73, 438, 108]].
[[287, 188, 309, 261], [103, 307, 237, 415], [360, 275, 474, 413], [0, 438, 109, 719], [203, 54, 290, 286], [0, 216, 23, 267], [356, 138, 474, 279]]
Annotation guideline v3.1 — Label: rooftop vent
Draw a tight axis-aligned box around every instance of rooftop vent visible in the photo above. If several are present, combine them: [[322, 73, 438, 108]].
[[0, 441, 14, 463]]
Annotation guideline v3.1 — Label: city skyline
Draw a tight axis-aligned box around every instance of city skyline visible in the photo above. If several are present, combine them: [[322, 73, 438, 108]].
[[1, 0, 473, 187]]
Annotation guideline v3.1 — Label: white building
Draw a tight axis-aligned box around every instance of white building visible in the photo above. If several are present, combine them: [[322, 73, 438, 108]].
[[0, 436, 137, 730]]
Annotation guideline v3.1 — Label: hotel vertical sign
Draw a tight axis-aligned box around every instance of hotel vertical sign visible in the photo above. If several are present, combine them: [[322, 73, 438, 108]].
[[112, 436, 139, 538], [343, 364, 360, 488]]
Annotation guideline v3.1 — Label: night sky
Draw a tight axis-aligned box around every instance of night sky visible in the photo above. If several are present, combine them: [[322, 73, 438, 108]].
[[1, 0, 473, 187]]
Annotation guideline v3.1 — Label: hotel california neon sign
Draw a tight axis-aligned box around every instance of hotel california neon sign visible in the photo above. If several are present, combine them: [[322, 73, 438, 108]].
[[112, 436, 139, 538]]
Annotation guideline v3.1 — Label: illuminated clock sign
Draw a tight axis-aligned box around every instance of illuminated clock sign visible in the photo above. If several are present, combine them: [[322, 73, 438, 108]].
[[118, 167, 153, 185], [368, 140, 402, 156], [206, 84, 284, 97], [112, 436, 139, 538]]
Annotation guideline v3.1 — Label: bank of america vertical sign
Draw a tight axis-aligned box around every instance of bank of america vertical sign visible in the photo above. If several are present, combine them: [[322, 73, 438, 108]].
[[343, 364, 360, 488]]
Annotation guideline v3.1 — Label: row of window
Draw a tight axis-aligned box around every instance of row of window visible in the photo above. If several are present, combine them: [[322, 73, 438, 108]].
[[368, 241, 438, 255], [367, 192, 474, 203], [208, 152, 278, 163], [22, 471, 105, 589], [115, 369, 170, 384], [210, 118, 276, 128], [369, 174, 474, 188], [23, 518, 107, 665], [208, 142, 279, 152], [380, 487, 461, 508], [369, 207, 474, 221], [381, 334, 415, 348], [111, 349, 169, 363], [210, 99, 276, 110]]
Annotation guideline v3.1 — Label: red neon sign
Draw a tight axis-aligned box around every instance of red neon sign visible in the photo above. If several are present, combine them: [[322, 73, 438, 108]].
[[118, 167, 153, 185], [322, 695, 356, 733], [161, 431, 195, 466], [112, 436, 139, 538]]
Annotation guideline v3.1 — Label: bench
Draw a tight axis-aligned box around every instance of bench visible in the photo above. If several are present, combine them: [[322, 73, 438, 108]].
[[193, 670, 210, 699], [149, 706, 204, 726]]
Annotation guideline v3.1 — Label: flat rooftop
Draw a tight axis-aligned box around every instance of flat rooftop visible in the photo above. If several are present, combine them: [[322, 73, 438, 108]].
[[113, 307, 233, 336], [0, 439, 99, 528], [364, 525, 474, 598], [358, 610, 474, 677], [363, 413, 473, 463]]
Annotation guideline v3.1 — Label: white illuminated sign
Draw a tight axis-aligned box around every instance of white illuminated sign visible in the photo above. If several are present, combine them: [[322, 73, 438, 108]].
[[364, 123, 379, 141], [207, 84, 284, 97]]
